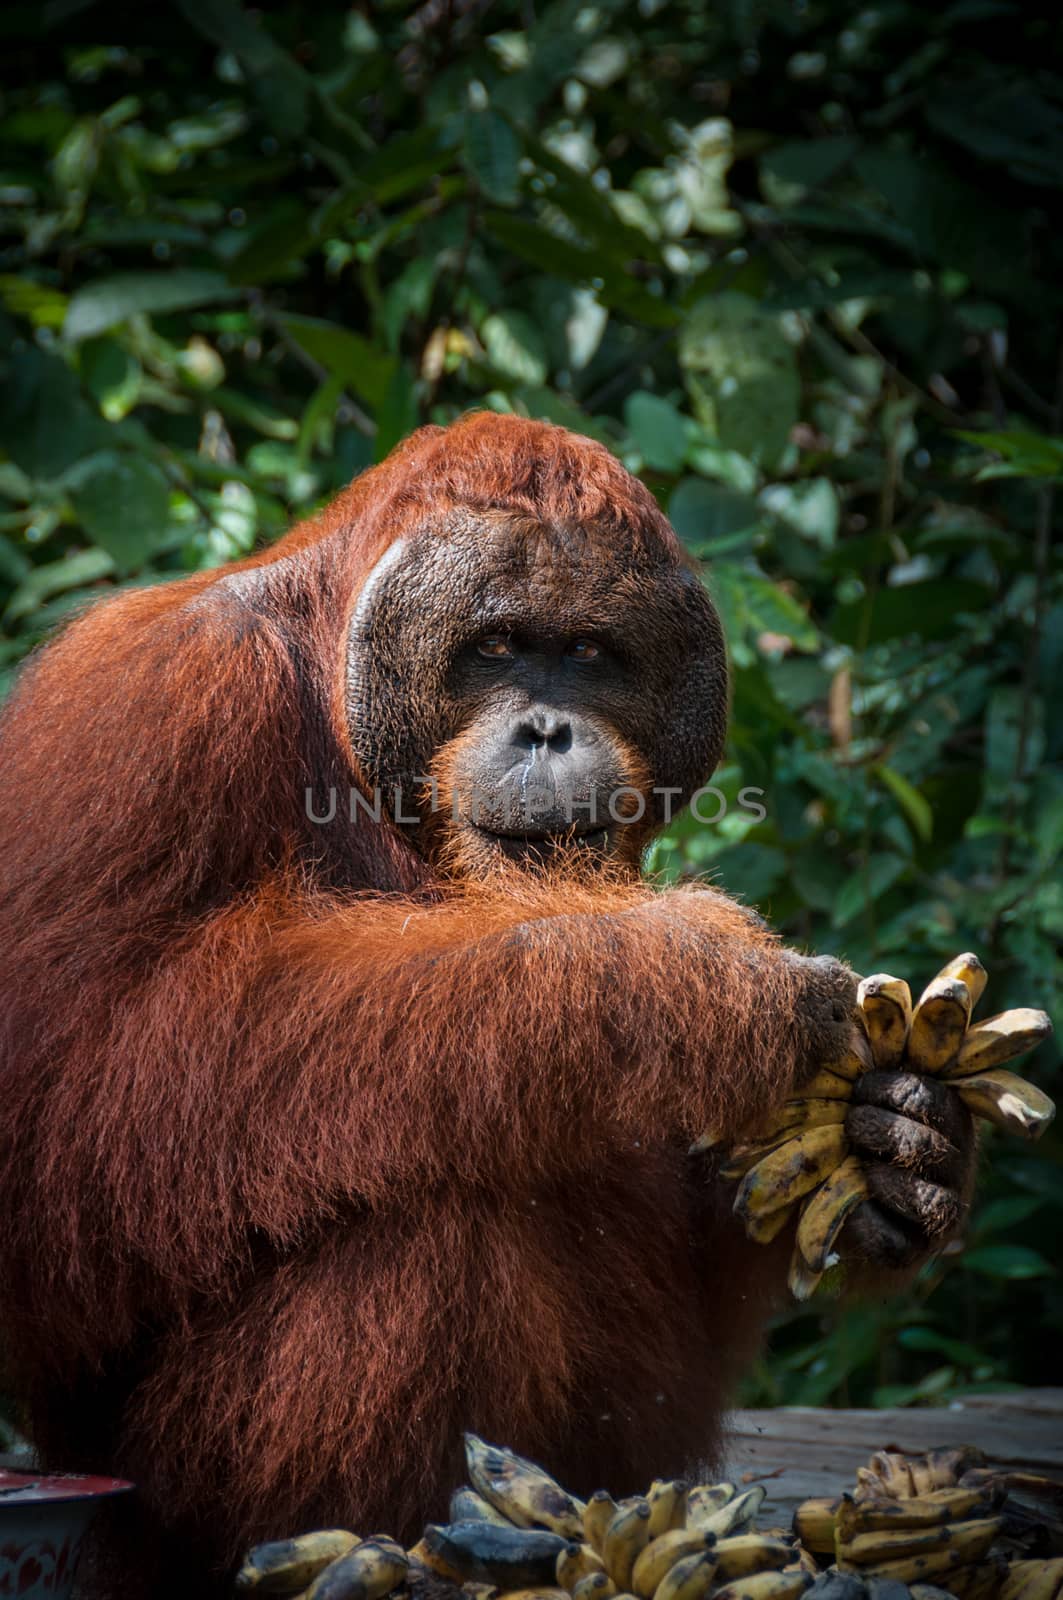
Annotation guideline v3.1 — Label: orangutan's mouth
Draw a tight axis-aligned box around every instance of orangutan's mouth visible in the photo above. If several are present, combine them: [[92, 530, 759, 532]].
[[474, 822, 616, 860]]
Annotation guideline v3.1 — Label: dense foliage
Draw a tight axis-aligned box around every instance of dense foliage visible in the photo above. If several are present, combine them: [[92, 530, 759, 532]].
[[1, 0, 1060, 1414]]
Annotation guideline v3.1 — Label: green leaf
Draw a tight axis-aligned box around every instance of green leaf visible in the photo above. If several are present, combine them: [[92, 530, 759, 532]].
[[66, 450, 172, 569], [957, 428, 1063, 481], [874, 763, 933, 843], [831, 580, 989, 646], [791, 852, 849, 912], [624, 391, 686, 473], [463, 110, 521, 205], [3, 547, 115, 625], [0, 534, 32, 586], [668, 478, 759, 552], [481, 311, 549, 385], [227, 204, 315, 284], [985, 686, 1043, 783], [962, 1244, 1056, 1280], [760, 136, 859, 193], [0, 346, 108, 479], [80, 338, 141, 421], [65, 270, 238, 342], [278, 314, 396, 410], [759, 478, 839, 546], [742, 576, 819, 651], [373, 364, 419, 461], [999, 1158, 1063, 1209], [485, 212, 597, 279], [715, 844, 787, 905], [564, 288, 608, 371], [381, 258, 439, 353], [679, 293, 799, 466], [175, 0, 310, 136], [296, 374, 344, 471], [0, 275, 68, 328], [972, 1195, 1043, 1236], [485, 213, 678, 328], [896, 1327, 988, 1367], [832, 853, 908, 928]]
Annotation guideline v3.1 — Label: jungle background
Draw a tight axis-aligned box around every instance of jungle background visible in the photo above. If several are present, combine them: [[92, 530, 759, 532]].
[[0, 0, 1060, 1431]]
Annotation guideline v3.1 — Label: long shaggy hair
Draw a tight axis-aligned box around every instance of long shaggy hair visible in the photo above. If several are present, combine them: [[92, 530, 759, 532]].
[[0, 414, 811, 1593]]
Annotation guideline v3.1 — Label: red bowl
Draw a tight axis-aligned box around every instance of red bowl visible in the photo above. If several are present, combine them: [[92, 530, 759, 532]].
[[0, 1469, 134, 1600]]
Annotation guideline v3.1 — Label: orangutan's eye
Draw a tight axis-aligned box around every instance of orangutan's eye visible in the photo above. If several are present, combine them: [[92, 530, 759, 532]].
[[476, 635, 513, 659], [567, 638, 600, 661]]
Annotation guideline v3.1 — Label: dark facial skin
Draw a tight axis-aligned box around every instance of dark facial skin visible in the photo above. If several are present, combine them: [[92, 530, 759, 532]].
[[346, 511, 727, 872], [444, 629, 639, 862]]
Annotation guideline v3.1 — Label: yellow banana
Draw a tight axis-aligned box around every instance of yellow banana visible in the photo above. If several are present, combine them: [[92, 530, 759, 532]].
[[1001, 1558, 1063, 1599], [406, 1537, 462, 1580], [305, 1538, 408, 1600], [645, 1481, 689, 1539], [631, 1530, 714, 1599], [948, 1008, 1053, 1078], [858, 973, 912, 1068], [935, 952, 988, 1008], [791, 1069, 854, 1100], [449, 1487, 513, 1525], [718, 1144, 783, 1182], [650, 1551, 719, 1600], [711, 1575, 811, 1600], [866, 1450, 917, 1497], [572, 1574, 617, 1600], [496, 1592, 571, 1600], [949, 1558, 1012, 1600], [839, 1516, 1001, 1581], [791, 1497, 841, 1555], [760, 1099, 849, 1138], [795, 1155, 868, 1274], [748, 1205, 800, 1245], [907, 976, 971, 1073], [464, 1434, 584, 1536], [557, 1544, 607, 1589], [788, 1546, 819, 1578], [689, 1485, 766, 1537], [685, 1484, 735, 1520], [422, 1523, 567, 1589], [839, 1486, 988, 1529], [584, 1492, 620, 1557], [837, 1516, 995, 1565], [237, 1533, 360, 1594], [906, 1454, 952, 1497], [786, 1253, 823, 1302], [954, 1068, 1055, 1139], [602, 1500, 652, 1590], [734, 1126, 849, 1227], [898, 1447, 987, 1493], [712, 1534, 793, 1580], [908, 1450, 963, 1493]]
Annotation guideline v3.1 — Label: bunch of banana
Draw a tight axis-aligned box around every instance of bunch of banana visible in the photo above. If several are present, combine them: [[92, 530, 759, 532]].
[[795, 1489, 1002, 1595], [236, 1533, 408, 1600], [792, 1448, 1063, 1600], [703, 953, 1054, 1300], [853, 1449, 990, 1503], [415, 1436, 813, 1599], [1001, 1558, 1063, 1598]]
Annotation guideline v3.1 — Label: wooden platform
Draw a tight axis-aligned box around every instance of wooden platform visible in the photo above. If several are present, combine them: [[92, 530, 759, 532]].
[[721, 1390, 1063, 1524], [5, 1391, 1061, 1537]]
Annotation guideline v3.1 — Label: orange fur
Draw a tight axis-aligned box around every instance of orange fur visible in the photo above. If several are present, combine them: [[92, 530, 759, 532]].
[[0, 415, 808, 1593]]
